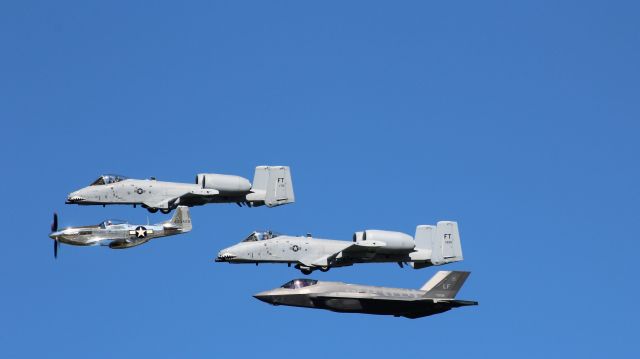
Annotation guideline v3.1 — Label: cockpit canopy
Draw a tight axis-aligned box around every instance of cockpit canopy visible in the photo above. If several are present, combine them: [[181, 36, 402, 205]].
[[99, 219, 128, 228], [281, 279, 318, 289], [90, 174, 128, 186], [242, 230, 281, 242]]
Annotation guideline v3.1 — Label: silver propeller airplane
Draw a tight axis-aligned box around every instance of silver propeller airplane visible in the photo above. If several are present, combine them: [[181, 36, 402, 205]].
[[254, 271, 477, 319], [216, 221, 463, 274], [49, 206, 192, 258], [66, 165, 294, 213]]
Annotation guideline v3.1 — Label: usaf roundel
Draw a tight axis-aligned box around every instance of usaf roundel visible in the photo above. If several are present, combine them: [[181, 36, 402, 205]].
[[129, 226, 154, 238]]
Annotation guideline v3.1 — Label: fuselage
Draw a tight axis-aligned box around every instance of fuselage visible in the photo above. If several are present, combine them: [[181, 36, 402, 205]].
[[253, 280, 451, 317], [66, 168, 295, 211], [49, 222, 184, 249], [216, 233, 429, 270], [67, 178, 231, 209], [218, 235, 351, 264]]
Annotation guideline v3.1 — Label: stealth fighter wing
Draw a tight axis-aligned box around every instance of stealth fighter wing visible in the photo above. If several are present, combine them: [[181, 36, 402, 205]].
[[216, 221, 463, 274], [49, 206, 192, 257], [66, 166, 294, 213], [253, 271, 477, 319]]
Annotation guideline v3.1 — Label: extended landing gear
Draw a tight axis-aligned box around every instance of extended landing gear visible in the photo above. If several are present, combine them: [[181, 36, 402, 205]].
[[300, 268, 313, 275], [295, 264, 330, 275], [143, 206, 173, 214]]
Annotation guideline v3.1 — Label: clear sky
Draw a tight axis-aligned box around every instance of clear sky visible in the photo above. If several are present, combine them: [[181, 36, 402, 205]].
[[1, 1, 638, 358]]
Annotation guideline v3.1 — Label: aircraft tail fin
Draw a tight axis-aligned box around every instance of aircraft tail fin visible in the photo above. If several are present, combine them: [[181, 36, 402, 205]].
[[411, 221, 463, 267], [251, 166, 295, 207], [421, 271, 471, 299], [166, 206, 192, 232]]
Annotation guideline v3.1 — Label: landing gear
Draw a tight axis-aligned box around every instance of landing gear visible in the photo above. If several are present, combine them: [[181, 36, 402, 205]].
[[160, 208, 171, 214], [147, 207, 158, 214], [319, 267, 330, 272], [300, 268, 313, 275], [295, 264, 315, 275]]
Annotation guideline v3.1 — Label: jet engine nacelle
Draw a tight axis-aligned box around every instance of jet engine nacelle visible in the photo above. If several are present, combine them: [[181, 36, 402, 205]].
[[360, 230, 414, 251], [196, 174, 251, 193]]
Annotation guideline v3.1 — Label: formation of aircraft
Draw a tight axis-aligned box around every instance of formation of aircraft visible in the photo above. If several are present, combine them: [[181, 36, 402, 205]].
[[66, 166, 294, 213], [253, 271, 477, 319], [52, 164, 477, 319], [49, 206, 192, 257], [216, 221, 463, 274]]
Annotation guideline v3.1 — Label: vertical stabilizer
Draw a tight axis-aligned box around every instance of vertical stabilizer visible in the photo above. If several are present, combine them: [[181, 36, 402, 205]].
[[166, 206, 192, 232], [412, 221, 463, 267], [421, 271, 471, 299], [251, 166, 295, 207]]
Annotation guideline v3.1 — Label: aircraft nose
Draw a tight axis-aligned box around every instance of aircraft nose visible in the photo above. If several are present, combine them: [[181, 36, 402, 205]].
[[49, 231, 63, 240], [215, 250, 236, 262], [66, 192, 86, 203], [253, 291, 275, 304]]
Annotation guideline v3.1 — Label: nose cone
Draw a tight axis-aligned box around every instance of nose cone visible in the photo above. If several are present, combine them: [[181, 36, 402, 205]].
[[215, 247, 237, 262], [49, 231, 63, 240], [253, 290, 276, 304], [66, 191, 86, 203]]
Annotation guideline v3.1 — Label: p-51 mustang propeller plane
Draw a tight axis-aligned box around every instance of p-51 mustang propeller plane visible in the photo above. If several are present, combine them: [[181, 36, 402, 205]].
[[216, 221, 463, 274], [49, 206, 192, 258], [66, 166, 294, 213]]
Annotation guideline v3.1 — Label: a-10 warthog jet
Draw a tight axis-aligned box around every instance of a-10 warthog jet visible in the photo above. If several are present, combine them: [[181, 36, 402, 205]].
[[253, 271, 477, 319], [66, 166, 294, 213], [48, 206, 192, 258], [216, 221, 463, 274]]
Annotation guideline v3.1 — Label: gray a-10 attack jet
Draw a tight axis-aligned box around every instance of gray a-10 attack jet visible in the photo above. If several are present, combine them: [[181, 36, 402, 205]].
[[49, 206, 192, 258], [66, 166, 294, 213], [254, 271, 477, 319], [216, 221, 463, 274]]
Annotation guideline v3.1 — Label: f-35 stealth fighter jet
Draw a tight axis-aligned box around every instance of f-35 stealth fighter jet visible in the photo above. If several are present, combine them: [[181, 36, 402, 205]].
[[216, 221, 463, 274], [66, 166, 294, 213], [254, 271, 477, 319]]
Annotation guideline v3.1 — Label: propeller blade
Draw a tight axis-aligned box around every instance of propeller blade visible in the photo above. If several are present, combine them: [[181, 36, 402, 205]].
[[54, 239, 59, 259], [51, 213, 58, 232]]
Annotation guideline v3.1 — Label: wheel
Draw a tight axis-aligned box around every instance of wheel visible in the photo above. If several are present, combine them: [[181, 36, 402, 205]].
[[300, 268, 313, 275], [319, 267, 329, 272], [147, 207, 158, 214], [160, 208, 171, 214]]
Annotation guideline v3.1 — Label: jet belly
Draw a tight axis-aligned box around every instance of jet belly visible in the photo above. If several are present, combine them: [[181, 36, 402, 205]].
[[310, 285, 427, 315]]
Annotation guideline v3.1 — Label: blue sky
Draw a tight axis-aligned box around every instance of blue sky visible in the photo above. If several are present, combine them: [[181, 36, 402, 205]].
[[1, 1, 639, 357]]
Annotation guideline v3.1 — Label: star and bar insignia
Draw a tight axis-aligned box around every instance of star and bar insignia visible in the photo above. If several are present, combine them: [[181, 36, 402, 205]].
[[129, 226, 153, 238]]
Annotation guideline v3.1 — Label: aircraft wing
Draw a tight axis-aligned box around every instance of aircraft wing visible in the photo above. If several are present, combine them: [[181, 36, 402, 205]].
[[144, 188, 220, 209], [298, 242, 385, 267], [310, 293, 477, 318], [312, 292, 424, 301], [311, 292, 477, 306], [332, 241, 385, 261]]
